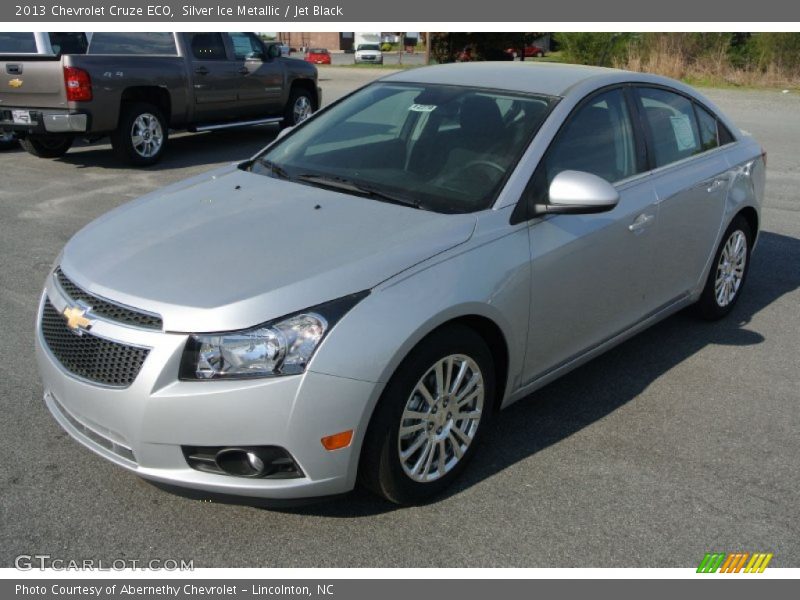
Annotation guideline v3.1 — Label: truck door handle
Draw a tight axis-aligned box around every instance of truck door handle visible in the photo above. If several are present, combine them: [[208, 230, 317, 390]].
[[238, 67, 249, 74], [194, 66, 209, 75], [628, 213, 655, 233]]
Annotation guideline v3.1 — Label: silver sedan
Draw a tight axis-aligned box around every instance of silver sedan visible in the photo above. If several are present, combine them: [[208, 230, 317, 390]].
[[36, 63, 765, 504]]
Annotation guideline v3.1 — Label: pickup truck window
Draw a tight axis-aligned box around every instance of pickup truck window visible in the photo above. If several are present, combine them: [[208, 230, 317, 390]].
[[88, 32, 177, 55], [189, 33, 227, 60], [0, 32, 37, 53], [229, 33, 265, 60], [49, 33, 88, 55]]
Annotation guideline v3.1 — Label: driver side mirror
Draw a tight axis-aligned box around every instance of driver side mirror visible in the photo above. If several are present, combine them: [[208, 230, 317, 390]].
[[266, 44, 281, 60], [535, 170, 620, 215]]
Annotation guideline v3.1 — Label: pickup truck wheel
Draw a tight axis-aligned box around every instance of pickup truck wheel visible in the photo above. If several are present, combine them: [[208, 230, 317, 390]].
[[284, 89, 314, 127], [0, 131, 18, 150], [19, 135, 73, 158], [111, 103, 167, 166]]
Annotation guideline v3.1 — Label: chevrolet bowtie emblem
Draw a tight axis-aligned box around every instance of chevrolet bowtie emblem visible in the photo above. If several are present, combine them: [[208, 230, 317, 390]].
[[8, 78, 23, 88], [63, 305, 92, 333]]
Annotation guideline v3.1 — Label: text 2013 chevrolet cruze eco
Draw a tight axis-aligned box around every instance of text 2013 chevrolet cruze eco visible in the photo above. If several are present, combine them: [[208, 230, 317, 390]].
[[36, 63, 765, 504]]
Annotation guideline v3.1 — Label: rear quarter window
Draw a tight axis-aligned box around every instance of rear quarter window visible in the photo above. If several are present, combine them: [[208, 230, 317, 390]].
[[88, 32, 177, 55], [0, 32, 37, 53]]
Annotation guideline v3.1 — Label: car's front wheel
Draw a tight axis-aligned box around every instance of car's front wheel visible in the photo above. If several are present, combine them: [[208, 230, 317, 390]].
[[283, 88, 315, 128], [360, 324, 495, 504], [695, 214, 753, 320]]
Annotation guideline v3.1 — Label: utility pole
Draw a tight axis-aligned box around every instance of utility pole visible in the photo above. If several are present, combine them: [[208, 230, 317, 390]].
[[425, 32, 431, 65]]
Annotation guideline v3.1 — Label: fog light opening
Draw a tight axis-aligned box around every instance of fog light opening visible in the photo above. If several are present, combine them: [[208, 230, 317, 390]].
[[321, 429, 354, 451], [215, 448, 268, 477]]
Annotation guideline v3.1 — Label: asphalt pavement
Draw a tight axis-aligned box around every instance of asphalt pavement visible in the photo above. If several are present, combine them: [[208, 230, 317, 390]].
[[0, 69, 798, 567]]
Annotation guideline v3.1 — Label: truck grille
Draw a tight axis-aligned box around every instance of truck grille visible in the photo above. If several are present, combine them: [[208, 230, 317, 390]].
[[55, 268, 163, 330], [41, 298, 150, 388]]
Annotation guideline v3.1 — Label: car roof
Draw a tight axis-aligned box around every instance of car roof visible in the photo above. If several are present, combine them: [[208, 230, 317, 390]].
[[380, 62, 681, 98]]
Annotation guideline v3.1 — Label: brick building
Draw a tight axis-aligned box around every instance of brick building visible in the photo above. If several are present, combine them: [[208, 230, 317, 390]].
[[276, 32, 349, 51]]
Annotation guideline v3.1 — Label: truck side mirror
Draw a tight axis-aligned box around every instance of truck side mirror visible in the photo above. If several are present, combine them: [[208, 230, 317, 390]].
[[266, 44, 281, 59]]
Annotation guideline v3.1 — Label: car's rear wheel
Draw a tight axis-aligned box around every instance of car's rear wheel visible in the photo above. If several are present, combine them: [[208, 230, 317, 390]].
[[360, 324, 495, 504], [695, 215, 753, 320], [111, 102, 168, 166], [19, 134, 73, 158]]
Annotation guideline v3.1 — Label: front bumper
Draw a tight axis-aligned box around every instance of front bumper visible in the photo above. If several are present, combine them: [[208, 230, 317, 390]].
[[1, 108, 88, 134], [35, 276, 378, 500]]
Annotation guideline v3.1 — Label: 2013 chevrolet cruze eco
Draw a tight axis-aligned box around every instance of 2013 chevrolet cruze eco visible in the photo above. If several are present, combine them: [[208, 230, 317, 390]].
[[36, 63, 765, 504]]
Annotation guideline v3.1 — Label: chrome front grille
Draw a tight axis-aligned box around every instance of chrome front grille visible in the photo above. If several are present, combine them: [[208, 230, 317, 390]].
[[55, 268, 162, 330], [40, 298, 150, 388]]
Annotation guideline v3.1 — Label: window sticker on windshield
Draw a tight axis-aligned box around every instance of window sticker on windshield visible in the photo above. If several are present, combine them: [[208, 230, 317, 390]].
[[670, 114, 697, 151], [409, 104, 437, 113]]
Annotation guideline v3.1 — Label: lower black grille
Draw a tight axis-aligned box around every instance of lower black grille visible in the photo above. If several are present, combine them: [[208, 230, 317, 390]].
[[41, 298, 150, 388]]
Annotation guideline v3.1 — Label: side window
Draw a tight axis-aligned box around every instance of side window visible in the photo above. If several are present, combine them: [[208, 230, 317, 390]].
[[188, 33, 227, 61], [637, 87, 702, 167], [544, 88, 638, 185], [229, 32, 265, 60], [694, 103, 719, 152], [88, 32, 177, 55]]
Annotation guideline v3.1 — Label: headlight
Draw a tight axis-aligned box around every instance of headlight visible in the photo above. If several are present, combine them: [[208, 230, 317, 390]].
[[179, 291, 368, 380]]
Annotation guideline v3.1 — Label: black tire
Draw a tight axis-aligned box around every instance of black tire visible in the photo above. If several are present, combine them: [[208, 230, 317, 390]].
[[694, 215, 753, 320], [283, 87, 315, 128], [535, 51, 545, 58], [0, 131, 18, 150], [19, 134, 73, 158], [111, 102, 168, 166], [359, 324, 496, 505]]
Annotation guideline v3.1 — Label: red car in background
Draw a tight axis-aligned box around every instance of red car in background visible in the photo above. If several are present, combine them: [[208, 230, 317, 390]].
[[505, 44, 546, 58], [305, 48, 331, 65]]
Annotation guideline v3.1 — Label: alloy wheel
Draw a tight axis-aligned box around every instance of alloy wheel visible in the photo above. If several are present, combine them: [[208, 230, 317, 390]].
[[130, 113, 164, 158], [714, 229, 747, 307], [293, 96, 313, 124], [398, 354, 484, 483]]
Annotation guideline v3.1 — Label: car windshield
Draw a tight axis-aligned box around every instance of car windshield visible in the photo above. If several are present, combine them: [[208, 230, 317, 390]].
[[248, 83, 555, 213], [358, 44, 380, 51]]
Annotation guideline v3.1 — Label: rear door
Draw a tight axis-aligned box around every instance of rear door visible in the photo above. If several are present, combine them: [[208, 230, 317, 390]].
[[522, 87, 660, 383], [633, 86, 729, 306], [226, 32, 284, 117], [184, 32, 241, 122]]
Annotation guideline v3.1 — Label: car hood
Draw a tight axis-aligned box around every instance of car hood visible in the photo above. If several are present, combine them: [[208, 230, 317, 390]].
[[60, 166, 476, 332]]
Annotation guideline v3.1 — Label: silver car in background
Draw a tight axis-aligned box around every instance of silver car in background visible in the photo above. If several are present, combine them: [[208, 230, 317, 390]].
[[35, 63, 765, 505]]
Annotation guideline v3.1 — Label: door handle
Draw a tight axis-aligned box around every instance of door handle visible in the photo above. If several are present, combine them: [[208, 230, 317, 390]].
[[706, 178, 725, 193], [238, 67, 249, 74], [628, 213, 655, 233], [194, 66, 209, 75]]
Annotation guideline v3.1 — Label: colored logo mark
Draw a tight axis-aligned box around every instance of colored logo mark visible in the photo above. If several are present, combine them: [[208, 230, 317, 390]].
[[697, 552, 773, 573]]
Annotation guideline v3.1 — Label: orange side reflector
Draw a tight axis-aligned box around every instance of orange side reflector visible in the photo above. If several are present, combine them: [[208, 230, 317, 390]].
[[321, 430, 354, 451]]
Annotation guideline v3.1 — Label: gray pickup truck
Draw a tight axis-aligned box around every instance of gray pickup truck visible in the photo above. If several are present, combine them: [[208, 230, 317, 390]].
[[0, 32, 320, 165]]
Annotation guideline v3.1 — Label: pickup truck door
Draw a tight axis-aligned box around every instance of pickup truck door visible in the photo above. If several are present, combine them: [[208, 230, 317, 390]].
[[184, 32, 242, 123], [226, 33, 285, 117]]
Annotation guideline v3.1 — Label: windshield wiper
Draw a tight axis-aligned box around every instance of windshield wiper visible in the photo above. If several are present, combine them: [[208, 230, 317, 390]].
[[254, 158, 291, 180], [293, 174, 423, 209]]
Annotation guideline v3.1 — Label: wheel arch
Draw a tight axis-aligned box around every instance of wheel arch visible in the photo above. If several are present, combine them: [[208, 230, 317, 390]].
[[288, 78, 319, 111], [119, 86, 172, 126], [736, 205, 759, 245]]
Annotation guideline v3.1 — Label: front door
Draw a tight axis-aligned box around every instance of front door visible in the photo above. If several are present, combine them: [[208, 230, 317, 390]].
[[522, 87, 660, 384], [227, 33, 285, 117]]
